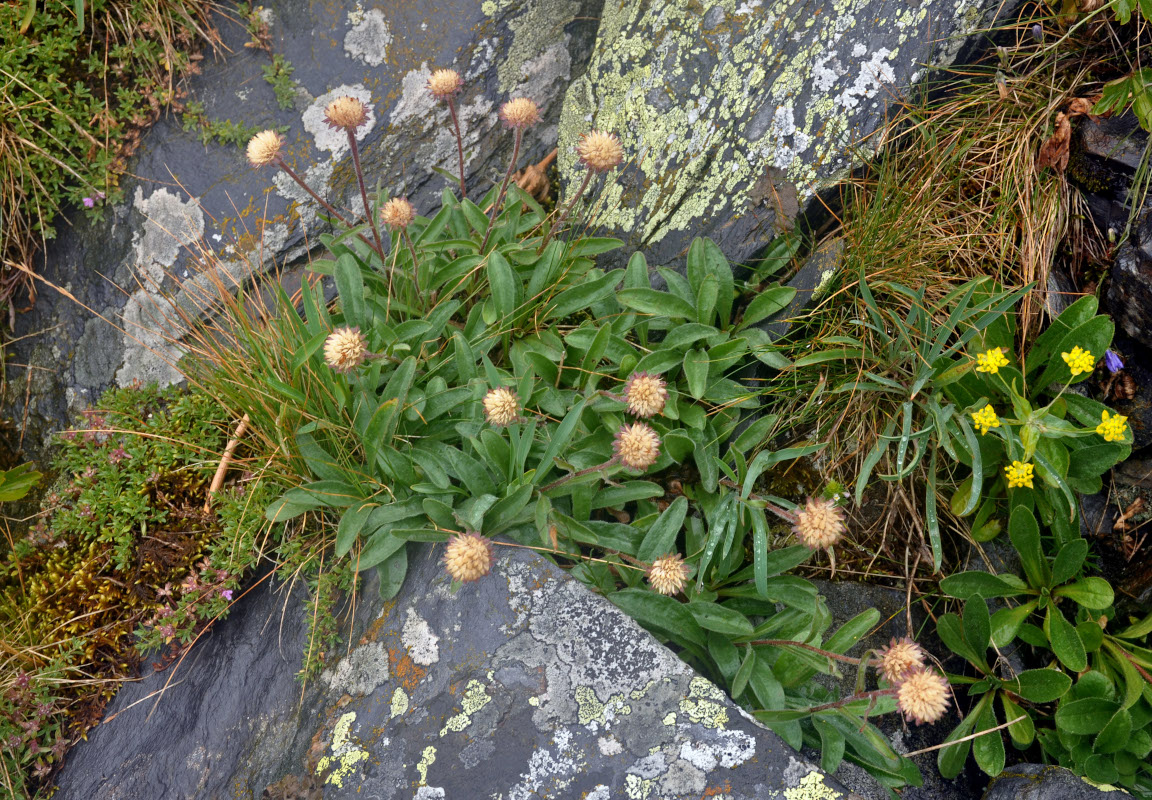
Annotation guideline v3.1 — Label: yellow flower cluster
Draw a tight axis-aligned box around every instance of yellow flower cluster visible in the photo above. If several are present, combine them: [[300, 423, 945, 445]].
[[1096, 410, 1128, 443], [975, 348, 1009, 375], [970, 405, 999, 436], [1061, 346, 1094, 376], [1004, 460, 1034, 489]]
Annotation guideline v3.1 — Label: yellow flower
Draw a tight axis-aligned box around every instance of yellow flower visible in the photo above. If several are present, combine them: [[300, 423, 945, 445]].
[[647, 553, 689, 596], [483, 387, 520, 427], [793, 497, 846, 550], [970, 405, 1000, 436], [877, 638, 927, 685], [426, 68, 463, 99], [246, 130, 284, 167], [897, 669, 951, 725], [323, 326, 368, 373], [1004, 460, 1034, 489], [1061, 346, 1095, 376], [975, 347, 1009, 375], [1096, 410, 1128, 443], [576, 130, 625, 173], [498, 97, 541, 129], [614, 423, 661, 471], [443, 532, 494, 582], [623, 372, 668, 418]]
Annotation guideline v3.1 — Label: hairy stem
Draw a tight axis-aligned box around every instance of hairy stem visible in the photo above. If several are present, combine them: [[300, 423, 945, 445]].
[[448, 98, 467, 199], [347, 129, 386, 262], [538, 169, 592, 253], [480, 128, 522, 252]]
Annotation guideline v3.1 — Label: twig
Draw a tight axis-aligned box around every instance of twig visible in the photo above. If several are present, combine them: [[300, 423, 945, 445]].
[[204, 413, 249, 512]]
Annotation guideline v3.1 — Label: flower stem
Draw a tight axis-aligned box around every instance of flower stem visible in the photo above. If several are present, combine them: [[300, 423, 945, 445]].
[[274, 157, 350, 225], [539, 456, 617, 494], [741, 638, 865, 666], [538, 169, 592, 253], [480, 128, 522, 252], [448, 97, 467, 199], [402, 228, 422, 304], [346, 129, 386, 262]]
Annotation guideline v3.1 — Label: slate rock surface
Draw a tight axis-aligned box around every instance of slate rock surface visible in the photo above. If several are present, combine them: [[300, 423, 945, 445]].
[[52, 544, 855, 800], [556, 0, 1021, 271], [2, 0, 601, 466], [982, 763, 1131, 800]]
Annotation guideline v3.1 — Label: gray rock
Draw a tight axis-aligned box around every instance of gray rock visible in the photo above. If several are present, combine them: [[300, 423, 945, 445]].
[[1108, 213, 1152, 352], [52, 544, 854, 800], [557, 0, 1020, 271], [983, 764, 1131, 800], [3, 0, 603, 466]]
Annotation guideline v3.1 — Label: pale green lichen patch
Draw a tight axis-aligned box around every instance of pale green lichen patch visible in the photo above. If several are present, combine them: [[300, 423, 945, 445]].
[[315, 711, 370, 789], [784, 771, 843, 800], [390, 686, 409, 719], [439, 679, 492, 736], [680, 677, 729, 729], [416, 745, 437, 785], [558, 0, 988, 250], [625, 774, 655, 799], [662, 712, 677, 726]]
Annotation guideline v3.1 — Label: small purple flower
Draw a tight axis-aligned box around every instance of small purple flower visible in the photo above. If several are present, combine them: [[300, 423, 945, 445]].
[[82, 197, 95, 208], [1104, 349, 1124, 374], [1030, 23, 1043, 42], [159, 624, 176, 638], [220, 589, 234, 601], [108, 447, 129, 464]]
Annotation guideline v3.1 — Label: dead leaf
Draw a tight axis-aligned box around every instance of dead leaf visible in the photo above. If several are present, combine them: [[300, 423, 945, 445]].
[[1038, 111, 1072, 172]]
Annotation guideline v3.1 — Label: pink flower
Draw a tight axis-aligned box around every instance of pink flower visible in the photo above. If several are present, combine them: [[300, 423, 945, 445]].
[[83, 197, 96, 208], [220, 589, 233, 601]]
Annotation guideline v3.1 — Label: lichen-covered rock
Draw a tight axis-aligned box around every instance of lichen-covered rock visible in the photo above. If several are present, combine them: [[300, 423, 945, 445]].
[[982, 764, 1131, 800], [3, 0, 602, 465], [51, 545, 853, 800], [557, 0, 1019, 270]]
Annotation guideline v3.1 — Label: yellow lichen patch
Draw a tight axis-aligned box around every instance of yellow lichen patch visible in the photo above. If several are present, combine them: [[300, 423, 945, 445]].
[[416, 745, 436, 785], [390, 686, 409, 719], [784, 771, 842, 800], [680, 677, 729, 729], [439, 679, 492, 736], [575, 686, 633, 726], [662, 712, 677, 726], [315, 712, 370, 789]]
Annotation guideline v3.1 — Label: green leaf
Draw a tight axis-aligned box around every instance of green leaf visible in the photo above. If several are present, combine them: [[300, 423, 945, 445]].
[[1052, 539, 1089, 586], [1008, 506, 1050, 589], [534, 398, 587, 485], [1046, 605, 1088, 673], [814, 715, 847, 774], [1116, 611, 1152, 640], [964, 596, 992, 655], [1055, 577, 1115, 610], [357, 528, 407, 571], [739, 286, 797, 329], [748, 654, 785, 709], [336, 500, 378, 557], [990, 601, 1037, 649], [1095, 708, 1133, 754], [731, 647, 756, 698], [686, 601, 754, 636], [1010, 668, 1072, 703], [637, 496, 688, 563], [486, 250, 519, 316], [999, 693, 1035, 748], [1056, 697, 1120, 735], [376, 545, 408, 599], [683, 348, 710, 399], [334, 253, 365, 326], [0, 463, 40, 503], [617, 288, 696, 319], [609, 588, 706, 649], [940, 572, 1028, 600], [972, 696, 1006, 776], [824, 608, 881, 654], [545, 270, 622, 321], [686, 238, 735, 327], [938, 695, 984, 779]]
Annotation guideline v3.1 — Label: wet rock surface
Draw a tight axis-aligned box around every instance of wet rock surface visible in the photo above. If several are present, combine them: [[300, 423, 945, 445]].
[[2, 0, 602, 466], [52, 544, 855, 799], [982, 763, 1131, 800], [557, 0, 1020, 271]]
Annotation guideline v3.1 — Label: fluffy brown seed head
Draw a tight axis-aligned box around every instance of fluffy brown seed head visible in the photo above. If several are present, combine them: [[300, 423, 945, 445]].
[[380, 197, 416, 230], [614, 423, 661, 471], [897, 669, 951, 725], [623, 372, 667, 418], [793, 497, 846, 549], [499, 97, 541, 129], [443, 532, 494, 583], [323, 326, 368, 373], [577, 130, 624, 173], [246, 130, 284, 167], [877, 638, 926, 684], [427, 68, 463, 99], [483, 387, 520, 427], [647, 553, 689, 596], [324, 96, 369, 130]]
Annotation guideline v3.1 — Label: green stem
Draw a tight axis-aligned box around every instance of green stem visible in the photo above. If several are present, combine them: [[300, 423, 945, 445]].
[[480, 128, 522, 252]]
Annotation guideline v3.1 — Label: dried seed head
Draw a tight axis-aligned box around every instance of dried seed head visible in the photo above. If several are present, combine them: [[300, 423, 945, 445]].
[[483, 387, 520, 427], [793, 497, 845, 550], [246, 130, 284, 167], [623, 372, 668, 418], [647, 553, 689, 596], [876, 638, 926, 684], [577, 130, 624, 173], [427, 68, 463, 99], [323, 326, 368, 373], [443, 532, 494, 583], [380, 197, 416, 230], [324, 96, 369, 130], [499, 97, 541, 129], [897, 668, 951, 725], [614, 423, 661, 471]]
